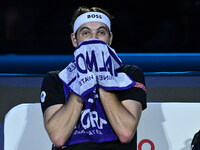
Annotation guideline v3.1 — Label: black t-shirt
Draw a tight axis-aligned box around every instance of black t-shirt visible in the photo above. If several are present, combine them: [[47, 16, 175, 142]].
[[40, 64, 147, 150]]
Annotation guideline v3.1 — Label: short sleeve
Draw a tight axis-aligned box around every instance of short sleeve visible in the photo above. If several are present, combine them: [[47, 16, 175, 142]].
[[115, 65, 147, 110], [40, 71, 66, 113]]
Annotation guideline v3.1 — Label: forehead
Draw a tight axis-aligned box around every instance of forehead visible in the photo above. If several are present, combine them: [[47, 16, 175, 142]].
[[78, 21, 109, 31]]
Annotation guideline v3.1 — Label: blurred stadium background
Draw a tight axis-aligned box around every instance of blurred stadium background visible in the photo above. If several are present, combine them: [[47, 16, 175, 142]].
[[1, 0, 200, 54], [1, 0, 200, 149]]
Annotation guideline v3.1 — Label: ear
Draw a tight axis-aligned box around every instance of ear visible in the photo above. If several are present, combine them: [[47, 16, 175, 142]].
[[108, 32, 113, 46], [70, 33, 78, 48]]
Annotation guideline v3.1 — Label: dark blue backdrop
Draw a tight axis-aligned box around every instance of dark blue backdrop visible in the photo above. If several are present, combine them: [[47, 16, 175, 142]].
[[1, 53, 200, 75]]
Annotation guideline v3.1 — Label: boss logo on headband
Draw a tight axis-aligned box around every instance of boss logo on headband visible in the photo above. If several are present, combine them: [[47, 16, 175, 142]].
[[87, 14, 102, 19]]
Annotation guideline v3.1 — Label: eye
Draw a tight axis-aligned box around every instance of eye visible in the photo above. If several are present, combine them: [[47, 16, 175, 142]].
[[83, 31, 89, 35], [82, 30, 90, 36], [98, 30, 106, 36]]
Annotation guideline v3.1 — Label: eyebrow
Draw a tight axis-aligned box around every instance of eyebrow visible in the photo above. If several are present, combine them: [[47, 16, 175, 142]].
[[79, 26, 109, 33], [97, 26, 109, 32], [79, 27, 91, 33]]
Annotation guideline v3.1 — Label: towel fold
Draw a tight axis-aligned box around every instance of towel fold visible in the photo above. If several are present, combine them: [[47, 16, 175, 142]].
[[59, 39, 135, 100]]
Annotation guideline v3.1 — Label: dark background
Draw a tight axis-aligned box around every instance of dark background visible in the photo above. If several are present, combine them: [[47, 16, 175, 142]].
[[1, 0, 200, 54]]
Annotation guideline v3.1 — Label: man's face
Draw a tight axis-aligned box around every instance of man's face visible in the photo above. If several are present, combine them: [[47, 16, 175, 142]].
[[71, 21, 113, 47]]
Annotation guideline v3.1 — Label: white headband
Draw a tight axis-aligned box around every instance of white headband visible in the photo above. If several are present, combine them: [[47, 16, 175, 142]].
[[73, 12, 111, 33]]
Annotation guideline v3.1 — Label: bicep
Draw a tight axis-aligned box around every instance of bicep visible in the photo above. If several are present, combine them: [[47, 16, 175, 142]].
[[43, 104, 63, 125], [122, 100, 142, 122]]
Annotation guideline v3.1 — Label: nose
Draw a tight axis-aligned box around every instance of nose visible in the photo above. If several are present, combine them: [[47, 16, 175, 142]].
[[91, 32, 98, 39]]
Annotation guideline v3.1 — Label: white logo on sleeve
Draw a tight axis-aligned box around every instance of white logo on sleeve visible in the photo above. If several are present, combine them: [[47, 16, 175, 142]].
[[40, 91, 46, 103]]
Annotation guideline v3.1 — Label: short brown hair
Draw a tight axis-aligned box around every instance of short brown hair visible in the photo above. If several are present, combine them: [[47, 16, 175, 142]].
[[71, 6, 114, 31]]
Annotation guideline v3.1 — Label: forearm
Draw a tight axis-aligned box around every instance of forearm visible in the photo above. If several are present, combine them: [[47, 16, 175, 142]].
[[98, 88, 141, 143], [44, 93, 83, 147]]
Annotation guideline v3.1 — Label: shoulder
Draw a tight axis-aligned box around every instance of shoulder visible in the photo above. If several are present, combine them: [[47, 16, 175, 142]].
[[117, 64, 145, 84], [117, 64, 144, 76], [42, 70, 62, 85], [41, 70, 65, 113], [116, 65, 147, 110], [44, 70, 61, 80], [41, 70, 64, 95]]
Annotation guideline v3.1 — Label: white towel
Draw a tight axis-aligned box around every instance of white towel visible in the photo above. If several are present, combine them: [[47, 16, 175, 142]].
[[59, 39, 135, 99]]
